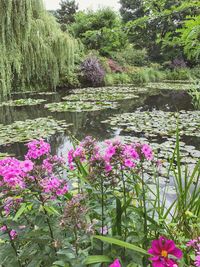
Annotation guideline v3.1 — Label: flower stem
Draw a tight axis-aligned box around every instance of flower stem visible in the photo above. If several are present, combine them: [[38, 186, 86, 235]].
[[100, 176, 104, 255]]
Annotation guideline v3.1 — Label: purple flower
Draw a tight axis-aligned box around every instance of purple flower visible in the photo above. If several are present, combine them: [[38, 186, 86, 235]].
[[148, 236, 183, 267]]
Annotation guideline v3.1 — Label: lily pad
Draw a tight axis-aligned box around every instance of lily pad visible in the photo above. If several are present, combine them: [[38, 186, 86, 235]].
[[0, 117, 70, 146], [45, 101, 119, 112], [0, 98, 46, 107]]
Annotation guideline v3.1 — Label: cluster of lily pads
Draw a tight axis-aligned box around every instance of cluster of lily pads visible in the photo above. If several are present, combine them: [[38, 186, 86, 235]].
[[102, 110, 200, 138], [45, 101, 119, 112], [70, 86, 147, 95], [0, 117, 70, 146], [146, 82, 192, 91], [62, 86, 146, 102], [0, 98, 46, 107]]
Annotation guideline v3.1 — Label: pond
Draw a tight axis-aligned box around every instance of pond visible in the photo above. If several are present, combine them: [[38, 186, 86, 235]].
[[0, 82, 199, 170]]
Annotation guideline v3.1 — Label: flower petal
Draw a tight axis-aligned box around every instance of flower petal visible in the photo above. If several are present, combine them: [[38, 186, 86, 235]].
[[151, 239, 161, 254], [163, 239, 175, 252], [170, 247, 183, 259], [152, 260, 165, 267]]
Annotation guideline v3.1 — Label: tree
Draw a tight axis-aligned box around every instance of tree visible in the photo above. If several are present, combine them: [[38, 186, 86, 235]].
[[0, 0, 77, 100], [120, 0, 145, 22], [120, 0, 200, 61], [56, 0, 78, 31], [69, 8, 128, 56]]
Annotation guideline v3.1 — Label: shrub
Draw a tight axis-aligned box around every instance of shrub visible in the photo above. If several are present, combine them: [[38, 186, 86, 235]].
[[104, 73, 131, 85], [59, 70, 80, 89], [107, 59, 123, 73], [111, 45, 148, 67], [190, 65, 200, 79], [130, 67, 165, 84], [80, 56, 105, 86], [170, 58, 187, 69], [165, 68, 191, 80]]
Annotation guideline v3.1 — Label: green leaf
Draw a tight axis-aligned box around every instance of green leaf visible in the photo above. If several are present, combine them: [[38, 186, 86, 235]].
[[13, 203, 28, 221], [83, 255, 112, 265], [93, 236, 149, 255]]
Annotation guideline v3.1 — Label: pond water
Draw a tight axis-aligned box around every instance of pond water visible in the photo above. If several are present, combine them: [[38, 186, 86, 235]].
[[0, 83, 199, 166]]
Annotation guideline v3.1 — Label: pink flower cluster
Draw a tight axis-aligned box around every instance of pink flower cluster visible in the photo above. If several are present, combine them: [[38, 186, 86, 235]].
[[148, 236, 183, 267], [0, 140, 68, 203], [42, 155, 65, 173], [40, 177, 68, 197], [0, 157, 34, 188], [187, 237, 200, 267], [26, 139, 50, 160], [68, 137, 154, 174]]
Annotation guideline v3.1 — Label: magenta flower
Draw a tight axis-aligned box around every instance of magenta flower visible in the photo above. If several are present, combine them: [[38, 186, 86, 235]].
[[109, 259, 121, 267], [148, 236, 182, 267]]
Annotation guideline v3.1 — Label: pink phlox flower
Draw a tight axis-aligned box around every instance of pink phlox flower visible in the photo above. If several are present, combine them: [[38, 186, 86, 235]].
[[195, 252, 200, 267], [105, 145, 116, 159], [10, 229, 17, 240], [0, 225, 7, 232], [187, 239, 197, 247], [40, 177, 68, 196], [26, 139, 50, 160], [68, 149, 74, 164], [20, 160, 34, 172], [124, 159, 135, 168], [100, 226, 108, 235], [148, 236, 183, 267], [141, 144, 153, 161], [123, 145, 139, 160], [109, 259, 121, 267], [105, 164, 112, 172]]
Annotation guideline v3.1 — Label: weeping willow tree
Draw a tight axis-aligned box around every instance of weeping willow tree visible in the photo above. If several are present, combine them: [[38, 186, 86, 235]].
[[0, 0, 78, 100]]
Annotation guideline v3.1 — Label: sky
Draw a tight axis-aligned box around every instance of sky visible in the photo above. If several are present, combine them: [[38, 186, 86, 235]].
[[44, 0, 120, 11]]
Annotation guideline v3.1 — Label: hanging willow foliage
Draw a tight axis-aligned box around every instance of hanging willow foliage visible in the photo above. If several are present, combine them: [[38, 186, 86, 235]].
[[0, 0, 78, 100]]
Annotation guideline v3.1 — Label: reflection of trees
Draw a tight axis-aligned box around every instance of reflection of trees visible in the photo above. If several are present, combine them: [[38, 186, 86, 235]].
[[143, 90, 192, 111]]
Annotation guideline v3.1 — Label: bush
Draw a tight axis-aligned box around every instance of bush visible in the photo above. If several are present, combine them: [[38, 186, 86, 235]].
[[111, 45, 148, 67], [59, 70, 80, 89], [80, 56, 105, 86], [130, 67, 165, 84], [190, 65, 200, 79], [165, 68, 191, 80], [104, 73, 131, 85]]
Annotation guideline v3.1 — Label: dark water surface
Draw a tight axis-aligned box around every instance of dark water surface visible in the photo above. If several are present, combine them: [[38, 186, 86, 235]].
[[0, 87, 196, 158]]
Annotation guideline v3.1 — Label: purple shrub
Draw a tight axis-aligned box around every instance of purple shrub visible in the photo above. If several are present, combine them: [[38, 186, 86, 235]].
[[170, 58, 187, 69], [81, 56, 105, 87]]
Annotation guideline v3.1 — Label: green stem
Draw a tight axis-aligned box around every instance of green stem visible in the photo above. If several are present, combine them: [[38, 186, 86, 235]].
[[141, 164, 148, 249], [100, 176, 104, 255], [121, 166, 127, 241]]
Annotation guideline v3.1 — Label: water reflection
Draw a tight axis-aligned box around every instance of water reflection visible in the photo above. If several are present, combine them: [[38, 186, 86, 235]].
[[0, 88, 198, 158]]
